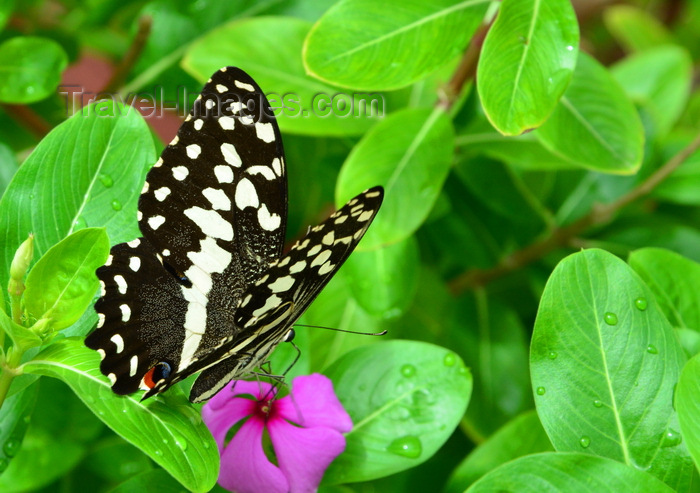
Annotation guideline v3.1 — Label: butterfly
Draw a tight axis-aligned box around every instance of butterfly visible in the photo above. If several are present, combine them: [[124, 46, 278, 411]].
[[85, 67, 383, 403]]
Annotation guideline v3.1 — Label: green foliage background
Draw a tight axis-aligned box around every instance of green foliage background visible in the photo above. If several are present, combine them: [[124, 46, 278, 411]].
[[0, 0, 699, 492]]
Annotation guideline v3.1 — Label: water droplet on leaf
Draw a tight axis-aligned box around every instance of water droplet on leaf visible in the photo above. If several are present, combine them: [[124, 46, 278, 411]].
[[389, 406, 411, 421], [604, 312, 618, 325], [548, 351, 557, 360], [99, 174, 114, 188], [536, 387, 546, 396], [73, 216, 87, 230], [111, 199, 122, 211], [412, 388, 435, 407], [593, 399, 603, 408], [661, 429, 682, 447], [395, 381, 414, 394], [387, 436, 422, 458], [647, 344, 658, 355], [635, 298, 647, 311], [401, 364, 416, 377], [173, 433, 188, 451], [3, 438, 20, 457], [443, 353, 456, 366], [579, 436, 591, 448]]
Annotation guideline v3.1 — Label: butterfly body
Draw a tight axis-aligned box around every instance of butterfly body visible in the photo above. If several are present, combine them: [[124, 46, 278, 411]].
[[85, 67, 383, 402]]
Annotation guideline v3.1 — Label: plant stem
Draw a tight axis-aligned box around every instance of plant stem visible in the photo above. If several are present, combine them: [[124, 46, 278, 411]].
[[0, 345, 23, 408], [448, 130, 700, 294]]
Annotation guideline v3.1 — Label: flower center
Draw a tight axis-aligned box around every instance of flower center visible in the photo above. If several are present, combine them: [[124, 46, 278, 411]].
[[255, 398, 275, 421]]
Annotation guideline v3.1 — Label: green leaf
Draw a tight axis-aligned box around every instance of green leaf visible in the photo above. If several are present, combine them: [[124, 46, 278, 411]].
[[597, 215, 700, 264], [0, 380, 95, 492], [344, 236, 419, 318], [0, 100, 155, 292], [110, 469, 187, 493], [261, 0, 337, 21], [604, 5, 674, 53], [0, 425, 85, 492], [454, 156, 544, 222], [460, 295, 532, 439], [651, 136, 700, 206], [124, 0, 272, 95], [611, 45, 693, 137], [477, 0, 579, 135], [0, 303, 41, 349], [22, 339, 218, 493], [628, 248, 700, 331], [531, 249, 693, 491], [302, 270, 385, 372], [676, 353, 700, 473], [0, 382, 37, 476], [677, 328, 700, 359], [445, 410, 553, 493], [183, 16, 379, 136], [534, 53, 644, 174], [31, 377, 104, 444], [24, 228, 109, 331], [0, 0, 14, 32], [458, 131, 580, 170], [0, 142, 18, 195], [303, 0, 490, 91], [0, 36, 68, 103], [336, 107, 454, 249], [466, 452, 675, 492], [323, 340, 472, 484], [83, 437, 152, 484]]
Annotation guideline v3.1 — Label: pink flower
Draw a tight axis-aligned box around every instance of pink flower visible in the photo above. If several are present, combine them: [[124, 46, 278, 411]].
[[202, 373, 352, 493]]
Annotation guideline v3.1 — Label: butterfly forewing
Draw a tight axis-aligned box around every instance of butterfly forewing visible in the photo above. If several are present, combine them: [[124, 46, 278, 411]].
[[139, 67, 287, 290], [184, 186, 384, 402]]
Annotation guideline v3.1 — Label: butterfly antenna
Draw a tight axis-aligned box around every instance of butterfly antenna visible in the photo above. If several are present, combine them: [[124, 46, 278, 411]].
[[293, 323, 388, 337]]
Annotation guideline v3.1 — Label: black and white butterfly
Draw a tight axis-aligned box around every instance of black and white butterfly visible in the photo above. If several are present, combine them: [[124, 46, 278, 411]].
[[85, 67, 383, 403]]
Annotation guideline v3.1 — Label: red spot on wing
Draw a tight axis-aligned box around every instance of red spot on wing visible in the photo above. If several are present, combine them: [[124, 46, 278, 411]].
[[143, 367, 157, 389]]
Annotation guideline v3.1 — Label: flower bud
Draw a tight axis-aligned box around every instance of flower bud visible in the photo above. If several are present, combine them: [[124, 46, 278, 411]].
[[8, 234, 34, 297]]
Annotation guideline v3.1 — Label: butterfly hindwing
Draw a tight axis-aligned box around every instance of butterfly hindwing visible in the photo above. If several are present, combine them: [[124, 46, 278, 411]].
[[86, 238, 189, 395], [236, 186, 384, 330]]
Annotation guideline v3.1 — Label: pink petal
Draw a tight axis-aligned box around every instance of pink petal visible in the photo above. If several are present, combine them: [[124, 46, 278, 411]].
[[202, 397, 255, 452], [219, 416, 288, 493], [202, 380, 275, 451], [275, 374, 352, 432], [269, 418, 347, 493]]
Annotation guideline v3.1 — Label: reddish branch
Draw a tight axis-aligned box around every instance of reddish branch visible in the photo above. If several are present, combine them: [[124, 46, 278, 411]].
[[103, 16, 153, 94]]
